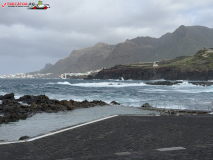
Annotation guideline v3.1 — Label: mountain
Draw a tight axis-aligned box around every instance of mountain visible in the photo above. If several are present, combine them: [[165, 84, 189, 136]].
[[36, 25, 213, 75], [40, 63, 53, 72], [146, 25, 213, 62], [39, 34, 170, 74], [93, 49, 213, 80], [41, 42, 115, 74]]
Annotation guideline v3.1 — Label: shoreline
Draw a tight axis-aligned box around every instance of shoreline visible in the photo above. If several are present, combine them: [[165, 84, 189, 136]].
[[0, 92, 212, 124]]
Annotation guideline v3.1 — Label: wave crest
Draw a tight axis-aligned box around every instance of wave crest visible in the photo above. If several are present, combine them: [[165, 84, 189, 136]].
[[48, 81, 147, 87]]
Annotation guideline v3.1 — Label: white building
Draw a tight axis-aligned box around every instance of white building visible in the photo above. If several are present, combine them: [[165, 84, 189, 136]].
[[205, 48, 213, 53], [153, 62, 158, 67]]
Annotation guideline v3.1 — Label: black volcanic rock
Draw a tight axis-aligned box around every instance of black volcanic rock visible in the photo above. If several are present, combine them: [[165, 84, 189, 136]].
[[110, 101, 120, 105], [146, 81, 182, 86], [141, 103, 153, 109], [94, 66, 213, 81], [19, 136, 30, 140], [0, 93, 109, 124], [0, 93, 15, 100]]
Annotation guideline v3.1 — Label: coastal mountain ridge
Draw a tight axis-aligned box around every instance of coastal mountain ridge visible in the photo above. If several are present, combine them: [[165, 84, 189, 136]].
[[31, 25, 213, 75], [146, 25, 213, 62]]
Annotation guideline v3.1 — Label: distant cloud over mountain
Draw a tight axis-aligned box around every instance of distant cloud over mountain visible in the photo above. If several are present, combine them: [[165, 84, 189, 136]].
[[1, 0, 213, 75]]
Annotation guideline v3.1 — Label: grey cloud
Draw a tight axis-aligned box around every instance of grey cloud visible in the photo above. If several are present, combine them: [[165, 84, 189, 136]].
[[1, 0, 213, 75]]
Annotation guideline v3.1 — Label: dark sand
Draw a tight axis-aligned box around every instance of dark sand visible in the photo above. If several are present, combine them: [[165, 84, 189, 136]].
[[1, 115, 213, 159]]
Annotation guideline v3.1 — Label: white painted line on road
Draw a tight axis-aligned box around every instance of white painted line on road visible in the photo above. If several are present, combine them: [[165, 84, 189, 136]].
[[157, 147, 186, 151], [0, 140, 25, 145], [26, 115, 118, 142]]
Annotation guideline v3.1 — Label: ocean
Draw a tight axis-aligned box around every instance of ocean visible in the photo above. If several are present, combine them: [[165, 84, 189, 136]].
[[0, 78, 213, 141]]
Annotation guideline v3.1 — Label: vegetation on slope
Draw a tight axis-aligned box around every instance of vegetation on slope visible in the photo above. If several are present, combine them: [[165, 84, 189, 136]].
[[157, 49, 213, 71], [110, 49, 213, 72]]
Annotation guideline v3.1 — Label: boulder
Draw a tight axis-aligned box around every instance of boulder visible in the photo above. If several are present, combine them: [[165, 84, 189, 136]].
[[111, 101, 120, 105], [141, 103, 153, 108], [19, 136, 29, 140], [160, 109, 179, 116], [0, 93, 15, 100]]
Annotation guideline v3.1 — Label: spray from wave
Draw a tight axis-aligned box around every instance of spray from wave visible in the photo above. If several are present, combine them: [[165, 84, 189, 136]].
[[48, 81, 147, 88]]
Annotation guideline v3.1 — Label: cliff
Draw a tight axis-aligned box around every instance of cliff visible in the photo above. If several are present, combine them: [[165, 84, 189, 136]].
[[93, 50, 213, 80]]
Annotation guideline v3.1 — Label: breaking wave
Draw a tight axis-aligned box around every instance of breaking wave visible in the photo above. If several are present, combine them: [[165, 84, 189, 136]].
[[50, 81, 147, 88]]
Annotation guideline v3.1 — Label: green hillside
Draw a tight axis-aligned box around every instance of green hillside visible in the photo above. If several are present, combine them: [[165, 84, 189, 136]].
[[156, 49, 213, 71]]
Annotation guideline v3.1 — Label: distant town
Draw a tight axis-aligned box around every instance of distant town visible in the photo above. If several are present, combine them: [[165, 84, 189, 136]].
[[0, 68, 102, 79], [0, 73, 53, 79]]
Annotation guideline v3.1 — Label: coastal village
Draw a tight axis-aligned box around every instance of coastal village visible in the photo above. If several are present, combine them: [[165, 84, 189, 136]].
[[0, 68, 102, 79], [0, 73, 53, 79]]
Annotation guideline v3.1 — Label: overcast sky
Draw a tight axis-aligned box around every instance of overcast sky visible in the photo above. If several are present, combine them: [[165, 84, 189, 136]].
[[1, 0, 213, 75]]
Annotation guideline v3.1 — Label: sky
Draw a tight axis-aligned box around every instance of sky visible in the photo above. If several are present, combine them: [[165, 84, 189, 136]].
[[1, 0, 213, 75]]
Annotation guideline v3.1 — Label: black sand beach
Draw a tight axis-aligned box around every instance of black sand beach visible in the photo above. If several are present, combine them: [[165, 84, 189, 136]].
[[1, 114, 213, 159]]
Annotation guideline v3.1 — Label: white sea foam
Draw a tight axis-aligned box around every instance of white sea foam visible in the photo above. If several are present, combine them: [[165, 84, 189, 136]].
[[57, 81, 72, 85], [46, 93, 84, 102], [138, 89, 170, 93], [175, 89, 213, 93], [0, 100, 2, 104], [51, 81, 147, 88], [155, 105, 187, 110], [172, 81, 197, 88], [172, 81, 213, 93], [15, 95, 22, 99], [0, 91, 7, 96]]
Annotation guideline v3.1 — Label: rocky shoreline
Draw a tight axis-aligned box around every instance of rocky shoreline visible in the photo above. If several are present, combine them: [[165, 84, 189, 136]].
[[0, 93, 108, 124], [0, 90, 211, 124]]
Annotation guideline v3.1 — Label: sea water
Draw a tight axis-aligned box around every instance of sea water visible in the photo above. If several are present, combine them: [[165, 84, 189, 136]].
[[0, 78, 213, 141]]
